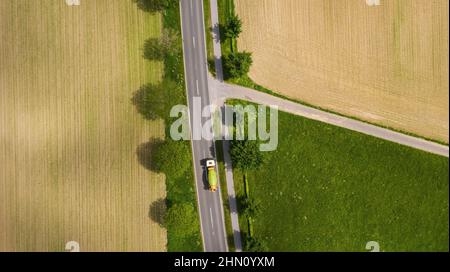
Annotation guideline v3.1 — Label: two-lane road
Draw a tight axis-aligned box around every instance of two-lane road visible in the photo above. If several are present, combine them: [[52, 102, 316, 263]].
[[179, 0, 228, 252]]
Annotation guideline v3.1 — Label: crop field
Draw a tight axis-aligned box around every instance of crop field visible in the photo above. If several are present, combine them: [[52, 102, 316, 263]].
[[235, 0, 449, 142], [0, 0, 166, 251], [231, 100, 449, 252]]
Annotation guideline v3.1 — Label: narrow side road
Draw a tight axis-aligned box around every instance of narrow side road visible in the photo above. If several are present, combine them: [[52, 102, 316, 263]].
[[208, 0, 243, 252], [209, 78, 449, 158]]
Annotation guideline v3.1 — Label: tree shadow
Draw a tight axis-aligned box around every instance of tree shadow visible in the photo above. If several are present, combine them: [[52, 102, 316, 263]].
[[214, 140, 224, 164], [131, 84, 152, 120], [133, 0, 164, 13], [148, 198, 167, 227], [207, 58, 217, 77], [209, 23, 233, 80], [131, 84, 165, 121], [236, 194, 247, 210], [232, 230, 242, 249], [219, 55, 233, 80], [136, 138, 164, 171], [210, 23, 227, 44], [143, 38, 164, 61]]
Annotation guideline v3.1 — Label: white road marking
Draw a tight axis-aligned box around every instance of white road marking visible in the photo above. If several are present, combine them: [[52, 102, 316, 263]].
[[193, 36, 196, 48], [196, 80, 199, 95], [210, 208, 214, 229]]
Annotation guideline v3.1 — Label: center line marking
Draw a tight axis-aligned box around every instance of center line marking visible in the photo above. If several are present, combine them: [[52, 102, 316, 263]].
[[210, 208, 214, 228], [193, 36, 196, 48], [196, 80, 199, 95]]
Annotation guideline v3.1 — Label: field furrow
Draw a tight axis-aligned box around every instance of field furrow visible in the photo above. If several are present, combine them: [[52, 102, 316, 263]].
[[0, 0, 166, 252]]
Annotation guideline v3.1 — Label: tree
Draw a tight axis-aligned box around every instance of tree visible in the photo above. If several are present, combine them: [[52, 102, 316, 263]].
[[230, 139, 263, 172], [164, 203, 198, 238], [152, 140, 190, 178], [144, 29, 179, 61], [134, 0, 178, 12], [244, 236, 268, 252], [224, 51, 253, 78], [132, 84, 165, 120], [225, 14, 242, 40], [239, 196, 261, 219]]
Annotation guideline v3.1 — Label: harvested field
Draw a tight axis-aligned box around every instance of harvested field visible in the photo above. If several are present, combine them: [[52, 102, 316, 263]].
[[235, 0, 449, 142], [0, 0, 166, 251]]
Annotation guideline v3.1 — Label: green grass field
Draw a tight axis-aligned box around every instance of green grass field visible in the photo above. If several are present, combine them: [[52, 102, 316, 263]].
[[231, 101, 449, 252], [203, 0, 215, 75]]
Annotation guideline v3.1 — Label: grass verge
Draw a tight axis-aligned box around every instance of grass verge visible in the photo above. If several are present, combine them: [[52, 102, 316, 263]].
[[203, 0, 216, 75], [218, 0, 235, 54], [215, 141, 236, 251]]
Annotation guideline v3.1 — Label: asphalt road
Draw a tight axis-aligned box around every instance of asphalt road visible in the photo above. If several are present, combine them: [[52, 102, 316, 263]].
[[179, 0, 228, 252], [209, 79, 449, 158]]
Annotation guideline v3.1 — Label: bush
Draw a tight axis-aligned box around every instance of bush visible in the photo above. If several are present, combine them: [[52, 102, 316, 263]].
[[230, 139, 263, 172], [143, 29, 180, 61], [224, 51, 253, 79], [165, 203, 199, 238]]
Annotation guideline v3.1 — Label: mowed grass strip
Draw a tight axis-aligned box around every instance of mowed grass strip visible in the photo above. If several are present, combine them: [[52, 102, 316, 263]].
[[0, 0, 166, 251], [231, 101, 449, 252]]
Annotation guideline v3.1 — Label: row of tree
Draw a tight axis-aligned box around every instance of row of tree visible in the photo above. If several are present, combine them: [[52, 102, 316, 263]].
[[134, 0, 200, 248], [230, 139, 267, 252], [139, 2, 253, 80], [136, 0, 262, 250], [224, 11, 266, 252], [221, 14, 253, 79]]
